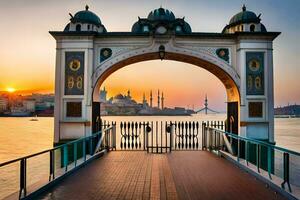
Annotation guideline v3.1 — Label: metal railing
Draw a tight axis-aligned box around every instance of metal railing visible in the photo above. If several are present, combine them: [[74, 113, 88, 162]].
[[0, 126, 116, 200], [114, 120, 225, 152], [202, 124, 300, 198]]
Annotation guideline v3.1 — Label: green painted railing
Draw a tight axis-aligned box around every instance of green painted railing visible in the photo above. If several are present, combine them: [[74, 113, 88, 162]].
[[202, 123, 300, 198], [0, 125, 116, 200]]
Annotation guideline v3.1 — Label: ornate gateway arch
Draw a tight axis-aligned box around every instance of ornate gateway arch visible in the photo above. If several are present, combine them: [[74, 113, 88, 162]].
[[50, 6, 280, 145]]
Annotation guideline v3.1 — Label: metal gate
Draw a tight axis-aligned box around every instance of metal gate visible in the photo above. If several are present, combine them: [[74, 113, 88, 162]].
[[119, 121, 172, 153], [101, 119, 225, 153], [145, 121, 172, 153]]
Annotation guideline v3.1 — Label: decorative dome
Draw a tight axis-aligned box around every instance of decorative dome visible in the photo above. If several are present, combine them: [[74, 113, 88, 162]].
[[64, 5, 107, 33], [222, 5, 267, 33], [229, 5, 260, 26], [114, 94, 124, 100], [71, 5, 102, 26], [131, 7, 192, 34], [147, 7, 176, 21]]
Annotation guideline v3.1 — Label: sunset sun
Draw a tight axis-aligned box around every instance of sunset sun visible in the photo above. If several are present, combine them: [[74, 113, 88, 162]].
[[6, 87, 16, 93]]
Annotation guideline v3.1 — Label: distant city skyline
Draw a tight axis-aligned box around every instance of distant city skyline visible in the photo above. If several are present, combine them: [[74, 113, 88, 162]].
[[0, 0, 299, 110]]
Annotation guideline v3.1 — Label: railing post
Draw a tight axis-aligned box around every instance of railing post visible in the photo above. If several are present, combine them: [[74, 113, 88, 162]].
[[256, 144, 260, 173], [237, 138, 240, 162], [202, 122, 204, 150], [267, 146, 272, 179], [113, 123, 117, 150], [83, 139, 86, 162], [90, 137, 93, 155], [63, 145, 68, 172], [214, 130, 217, 150], [19, 158, 27, 199], [49, 150, 55, 181], [245, 141, 249, 166], [281, 152, 292, 192], [74, 142, 77, 167]]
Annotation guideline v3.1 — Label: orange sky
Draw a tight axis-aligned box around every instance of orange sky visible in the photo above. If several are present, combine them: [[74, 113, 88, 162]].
[[0, 0, 299, 110], [101, 61, 226, 111]]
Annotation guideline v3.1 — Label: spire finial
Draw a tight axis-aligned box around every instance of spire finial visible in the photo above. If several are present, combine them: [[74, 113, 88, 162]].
[[242, 4, 246, 11], [85, 5, 89, 11]]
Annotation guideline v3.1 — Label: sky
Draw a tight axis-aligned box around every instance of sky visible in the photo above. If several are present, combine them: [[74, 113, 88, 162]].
[[0, 0, 299, 110]]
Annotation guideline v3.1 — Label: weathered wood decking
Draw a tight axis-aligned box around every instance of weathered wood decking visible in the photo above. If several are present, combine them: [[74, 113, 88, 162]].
[[37, 151, 286, 200]]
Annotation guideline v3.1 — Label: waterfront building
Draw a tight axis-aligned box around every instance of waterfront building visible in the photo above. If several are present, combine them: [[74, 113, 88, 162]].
[[23, 99, 36, 113], [0, 96, 8, 112]]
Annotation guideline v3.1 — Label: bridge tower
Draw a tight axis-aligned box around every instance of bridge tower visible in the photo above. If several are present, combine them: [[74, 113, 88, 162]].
[[204, 94, 208, 114]]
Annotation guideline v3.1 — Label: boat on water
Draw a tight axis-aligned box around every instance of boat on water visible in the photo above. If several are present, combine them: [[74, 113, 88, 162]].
[[30, 115, 38, 121]]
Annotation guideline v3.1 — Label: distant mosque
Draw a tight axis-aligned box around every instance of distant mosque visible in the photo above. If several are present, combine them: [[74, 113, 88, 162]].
[[99, 88, 167, 115]]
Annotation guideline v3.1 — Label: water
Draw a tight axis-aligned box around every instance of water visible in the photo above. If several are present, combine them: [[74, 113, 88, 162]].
[[0, 115, 300, 162], [0, 115, 300, 198]]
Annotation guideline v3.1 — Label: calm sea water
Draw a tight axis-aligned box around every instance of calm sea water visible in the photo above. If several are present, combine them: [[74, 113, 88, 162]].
[[0, 115, 300, 199], [0, 115, 300, 163]]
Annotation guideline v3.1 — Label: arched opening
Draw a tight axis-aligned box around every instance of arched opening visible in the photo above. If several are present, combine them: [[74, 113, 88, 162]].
[[76, 24, 81, 31], [91, 52, 240, 139], [93, 52, 239, 103], [250, 24, 255, 32]]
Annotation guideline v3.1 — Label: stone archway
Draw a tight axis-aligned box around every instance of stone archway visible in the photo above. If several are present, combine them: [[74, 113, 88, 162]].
[[92, 42, 240, 103], [91, 41, 241, 134]]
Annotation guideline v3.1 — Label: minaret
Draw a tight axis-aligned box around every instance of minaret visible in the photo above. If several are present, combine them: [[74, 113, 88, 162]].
[[127, 89, 131, 99], [150, 90, 153, 108], [161, 92, 164, 110], [142, 93, 147, 108], [157, 90, 160, 109], [204, 94, 208, 115]]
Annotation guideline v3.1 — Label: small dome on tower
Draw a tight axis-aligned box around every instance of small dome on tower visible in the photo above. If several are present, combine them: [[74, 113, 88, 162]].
[[64, 5, 107, 33], [229, 5, 260, 25], [72, 5, 102, 26], [222, 5, 267, 34]]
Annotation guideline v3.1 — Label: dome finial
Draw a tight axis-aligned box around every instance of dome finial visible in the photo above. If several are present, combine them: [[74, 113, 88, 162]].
[[85, 5, 89, 11], [242, 4, 246, 11]]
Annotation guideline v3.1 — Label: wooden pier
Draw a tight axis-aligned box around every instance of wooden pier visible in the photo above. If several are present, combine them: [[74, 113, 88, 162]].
[[36, 151, 286, 200]]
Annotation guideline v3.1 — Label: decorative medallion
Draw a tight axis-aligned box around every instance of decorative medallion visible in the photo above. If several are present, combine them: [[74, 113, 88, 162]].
[[246, 52, 264, 95], [65, 52, 84, 95], [69, 59, 81, 71], [249, 59, 260, 72], [100, 48, 112, 62], [156, 26, 167, 34], [216, 48, 229, 62]]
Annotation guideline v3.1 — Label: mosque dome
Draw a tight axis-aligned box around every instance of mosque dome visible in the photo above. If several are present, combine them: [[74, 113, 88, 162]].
[[147, 7, 176, 21], [114, 94, 125, 100], [72, 6, 102, 26]]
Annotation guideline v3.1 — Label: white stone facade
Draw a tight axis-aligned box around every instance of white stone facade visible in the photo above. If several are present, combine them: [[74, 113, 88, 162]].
[[50, 6, 280, 144]]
